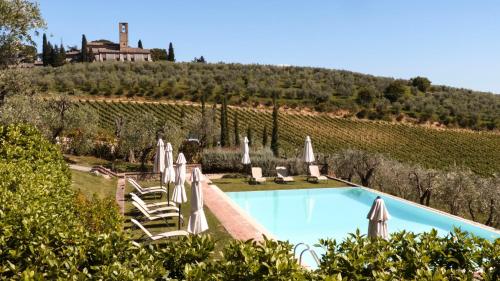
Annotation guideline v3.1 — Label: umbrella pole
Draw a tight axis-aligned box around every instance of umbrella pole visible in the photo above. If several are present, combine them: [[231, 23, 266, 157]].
[[167, 182, 170, 205], [178, 203, 182, 230]]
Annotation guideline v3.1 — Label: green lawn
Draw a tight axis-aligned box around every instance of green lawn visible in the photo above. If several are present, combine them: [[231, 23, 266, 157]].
[[124, 179, 232, 251], [70, 170, 117, 199], [212, 176, 350, 192], [70, 166, 349, 251], [65, 154, 152, 173]]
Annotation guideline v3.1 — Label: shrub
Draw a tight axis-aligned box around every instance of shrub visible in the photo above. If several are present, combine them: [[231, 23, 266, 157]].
[[0, 124, 165, 279], [201, 148, 305, 176]]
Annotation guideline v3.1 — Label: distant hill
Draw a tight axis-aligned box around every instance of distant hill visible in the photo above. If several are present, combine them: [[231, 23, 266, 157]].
[[76, 99, 500, 176], [27, 61, 500, 130]]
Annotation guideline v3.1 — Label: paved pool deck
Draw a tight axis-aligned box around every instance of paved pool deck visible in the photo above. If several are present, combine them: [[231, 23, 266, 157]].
[[202, 180, 275, 241]]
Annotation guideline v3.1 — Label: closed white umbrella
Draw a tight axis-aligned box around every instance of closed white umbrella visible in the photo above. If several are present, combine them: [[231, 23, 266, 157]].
[[153, 138, 165, 190], [188, 167, 209, 234], [303, 136, 315, 164], [367, 196, 390, 239], [241, 136, 251, 165], [172, 153, 187, 229], [163, 142, 176, 205]]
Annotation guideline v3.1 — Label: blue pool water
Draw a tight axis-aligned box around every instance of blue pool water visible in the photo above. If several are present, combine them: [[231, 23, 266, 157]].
[[227, 187, 499, 266]]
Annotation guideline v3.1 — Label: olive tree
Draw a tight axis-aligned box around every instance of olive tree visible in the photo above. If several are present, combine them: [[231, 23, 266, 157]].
[[0, 0, 45, 68]]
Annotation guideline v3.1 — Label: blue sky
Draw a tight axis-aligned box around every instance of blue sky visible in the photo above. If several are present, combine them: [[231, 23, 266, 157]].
[[37, 0, 500, 93]]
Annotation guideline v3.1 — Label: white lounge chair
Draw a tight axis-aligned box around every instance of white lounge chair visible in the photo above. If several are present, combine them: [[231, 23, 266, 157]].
[[275, 166, 294, 183], [250, 167, 266, 184], [131, 218, 189, 244], [307, 165, 328, 183], [130, 193, 178, 211], [127, 178, 167, 196], [132, 201, 183, 223]]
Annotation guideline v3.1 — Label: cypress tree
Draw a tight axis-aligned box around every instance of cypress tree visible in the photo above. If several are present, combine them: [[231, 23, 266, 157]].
[[138, 40, 143, 49], [220, 94, 229, 147], [81, 34, 88, 62], [271, 92, 280, 157], [262, 124, 268, 147], [48, 42, 56, 66], [201, 91, 206, 118], [167, 42, 175, 62], [247, 126, 253, 147], [212, 104, 217, 147], [234, 112, 240, 146], [58, 44, 66, 66], [42, 33, 49, 66]]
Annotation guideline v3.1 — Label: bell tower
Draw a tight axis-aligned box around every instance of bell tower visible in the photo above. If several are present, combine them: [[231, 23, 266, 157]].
[[119, 22, 128, 50]]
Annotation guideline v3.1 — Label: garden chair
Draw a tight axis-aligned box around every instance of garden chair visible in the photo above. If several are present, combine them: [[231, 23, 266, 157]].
[[250, 167, 266, 184], [307, 165, 328, 183], [131, 201, 183, 223], [127, 178, 167, 197], [130, 219, 189, 244], [275, 166, 294, 183], [130, 193, 178, 212]]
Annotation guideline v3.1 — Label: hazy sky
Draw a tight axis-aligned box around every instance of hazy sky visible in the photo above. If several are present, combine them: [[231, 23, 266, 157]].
[[38, 0, 500, 93]]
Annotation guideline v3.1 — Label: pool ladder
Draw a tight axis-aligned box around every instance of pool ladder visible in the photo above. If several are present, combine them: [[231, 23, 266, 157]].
[[293, 243, 321, 267]]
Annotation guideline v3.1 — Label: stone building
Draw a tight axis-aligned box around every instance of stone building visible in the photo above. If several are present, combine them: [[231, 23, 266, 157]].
[[87, 23, 151, 62]]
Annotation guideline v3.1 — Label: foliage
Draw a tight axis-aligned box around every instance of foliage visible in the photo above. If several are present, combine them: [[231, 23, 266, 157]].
[[0, 124, 167, 279], [81, 34, 88, 62], [151, 48, 167, 61], [317, 229, 499, 280], [0, 0, 45, 67], [202, 148, 305, 176], [74, 100, 500, 176], [384, 80, 406, 102], [137, 39, 143, 49], [411, 76, 431, 92], [24, 61, 500, 130], [167, 42, 175, 62], [271, 93, 280, 157], [186, 236, 310, 281], [220, 94, 229, 147]]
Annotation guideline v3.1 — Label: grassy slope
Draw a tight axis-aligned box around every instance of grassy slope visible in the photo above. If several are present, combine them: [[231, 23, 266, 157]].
[[78, 100, 500, 176], [70, 170, 117, 199]]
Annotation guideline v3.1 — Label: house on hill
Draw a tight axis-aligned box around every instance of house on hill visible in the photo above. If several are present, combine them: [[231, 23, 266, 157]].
[[87, 23, 151, 62]]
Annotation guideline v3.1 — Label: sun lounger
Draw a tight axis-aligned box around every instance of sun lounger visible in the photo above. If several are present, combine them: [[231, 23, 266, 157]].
[[127, 178, 167, 197], [130, 219, 189, 244], [250, 167, 266, 184], [131, 201, 183, 223], [275, 166, 294, 183], [130, 193, 178, 212], [307, 165, 328, 183]]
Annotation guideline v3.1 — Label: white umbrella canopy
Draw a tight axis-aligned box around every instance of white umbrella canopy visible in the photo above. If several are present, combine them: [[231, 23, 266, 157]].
[[172, 153, 187, 204], [241, 136, 251, 165], [163, 142, 176, 184], [303, 136, 315, 164], [188, 167, 209, 234], [367, 196, 390, 239], [153, 138, 165, 174]]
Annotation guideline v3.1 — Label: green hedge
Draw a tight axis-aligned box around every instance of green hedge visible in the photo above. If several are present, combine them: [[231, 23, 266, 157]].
[[201, 149, 306, 176], [0, 125, 166, 279]]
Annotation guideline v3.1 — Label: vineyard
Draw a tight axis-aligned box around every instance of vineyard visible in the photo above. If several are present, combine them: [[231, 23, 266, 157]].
[[76, 99, 500, 176]]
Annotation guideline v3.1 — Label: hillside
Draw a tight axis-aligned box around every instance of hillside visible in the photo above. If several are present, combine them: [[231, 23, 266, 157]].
[[76, 99, 500, 176], [27, 62, 500, 130]]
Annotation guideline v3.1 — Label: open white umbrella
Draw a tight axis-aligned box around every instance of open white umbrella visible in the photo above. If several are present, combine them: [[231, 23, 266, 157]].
[[153, 138, 165, 190], [163, 142, 176, 204], [367, 196, 390, 239], [172, 153, 187, 229], [303, 136, 315, 164], [188, 167, 209, 234]]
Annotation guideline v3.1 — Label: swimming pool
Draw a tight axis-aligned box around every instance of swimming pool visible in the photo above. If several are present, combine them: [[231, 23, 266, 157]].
[[227, 187, 499, 265]]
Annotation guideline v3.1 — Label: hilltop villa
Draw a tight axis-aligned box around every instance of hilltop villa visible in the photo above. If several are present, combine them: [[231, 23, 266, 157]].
[[87, 23, 152, 62]]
